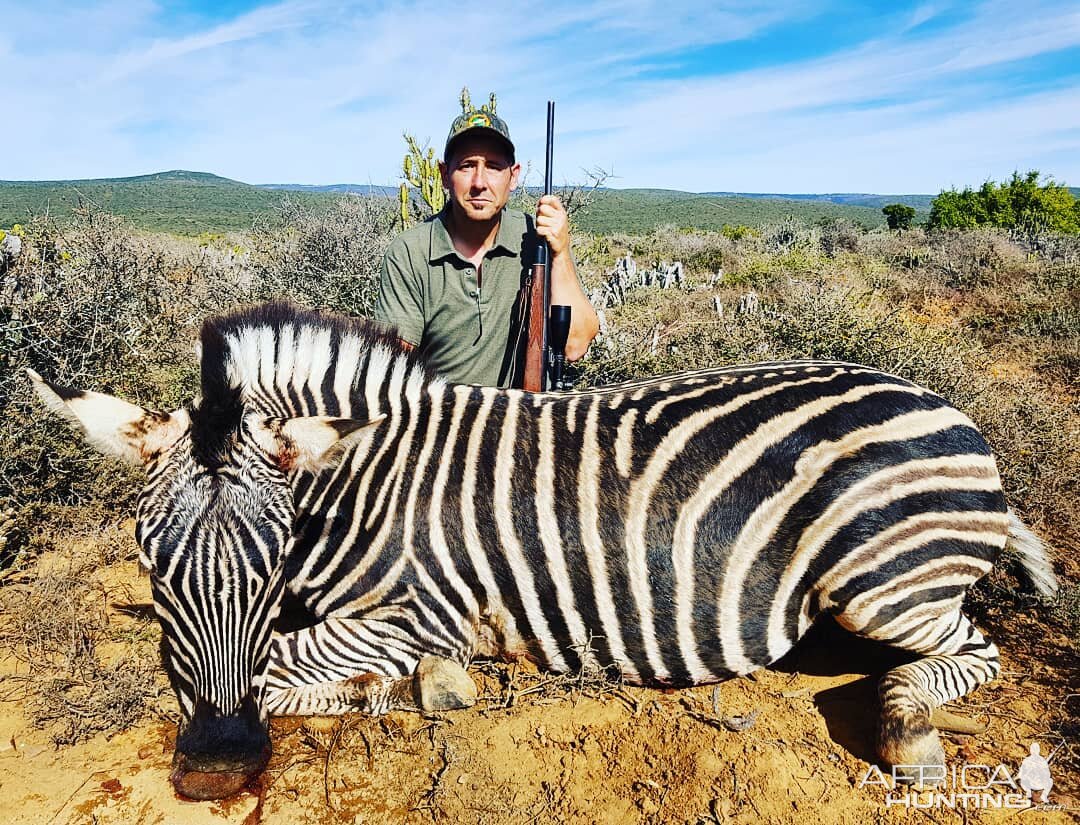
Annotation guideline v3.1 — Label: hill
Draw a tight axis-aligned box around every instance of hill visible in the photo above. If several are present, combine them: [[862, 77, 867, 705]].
[[2, 171, 917, 235], [0, 170, 340, 234], [574, 189, 891, 233], [703, 191, 934, 211], [256, 182, 397, 195]]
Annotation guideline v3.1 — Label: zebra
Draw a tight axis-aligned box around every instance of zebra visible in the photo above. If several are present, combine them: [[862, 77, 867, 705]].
[[29, 302, 1056, 800]]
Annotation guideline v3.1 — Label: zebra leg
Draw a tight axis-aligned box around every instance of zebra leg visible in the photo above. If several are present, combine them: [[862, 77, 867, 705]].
[[263, 614, 475, 717], [841, 609, 1000, 784]]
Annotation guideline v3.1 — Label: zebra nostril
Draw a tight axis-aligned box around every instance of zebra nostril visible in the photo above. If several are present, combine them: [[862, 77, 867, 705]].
[[170, 743, 269, 801], [172, 695, 270, 791]]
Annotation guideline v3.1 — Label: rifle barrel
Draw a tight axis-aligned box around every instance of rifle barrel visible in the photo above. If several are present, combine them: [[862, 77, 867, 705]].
[[544, 102, 554, 196]]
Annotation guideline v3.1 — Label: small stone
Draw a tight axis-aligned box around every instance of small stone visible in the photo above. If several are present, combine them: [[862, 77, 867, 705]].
[[721, 710, 758, 732], [414, 656, 477, 712]]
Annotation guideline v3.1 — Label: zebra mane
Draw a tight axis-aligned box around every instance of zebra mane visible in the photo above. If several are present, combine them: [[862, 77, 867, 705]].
[[191, 302, 430, 466]]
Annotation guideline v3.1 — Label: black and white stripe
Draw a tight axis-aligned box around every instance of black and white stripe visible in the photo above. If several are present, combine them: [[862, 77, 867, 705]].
[[39, 302, 1057, 777], [182, 308, 1043, 691]]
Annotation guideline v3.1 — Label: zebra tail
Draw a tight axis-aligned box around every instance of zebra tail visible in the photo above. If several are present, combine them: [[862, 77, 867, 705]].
[[1006, 509, 1059, 601]]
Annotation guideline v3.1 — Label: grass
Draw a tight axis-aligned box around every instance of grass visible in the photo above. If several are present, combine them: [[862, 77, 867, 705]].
[[0, 527, 166, 745]]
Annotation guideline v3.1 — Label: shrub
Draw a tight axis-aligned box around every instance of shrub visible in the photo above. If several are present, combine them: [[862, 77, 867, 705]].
[[0, 210, 206, 548], [817, 219, 864, 258], [929, 170, 1079, 234], [249, 196, 397, 316], [1, 198, 394, 562]]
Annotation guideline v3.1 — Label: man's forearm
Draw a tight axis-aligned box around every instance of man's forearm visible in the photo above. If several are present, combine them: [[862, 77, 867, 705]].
[[549, 250, 600, 362]]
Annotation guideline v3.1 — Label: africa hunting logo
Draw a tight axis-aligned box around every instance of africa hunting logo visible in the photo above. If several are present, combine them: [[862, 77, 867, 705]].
[[468, 113, 491, 128], [859, 741, 1060, 810]]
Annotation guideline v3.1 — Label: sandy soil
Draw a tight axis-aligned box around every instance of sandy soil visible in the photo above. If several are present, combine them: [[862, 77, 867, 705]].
[[0, 542, 1076, 825]]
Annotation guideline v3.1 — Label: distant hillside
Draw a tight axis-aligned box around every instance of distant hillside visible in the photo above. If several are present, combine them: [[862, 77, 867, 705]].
[[3, 170, 919, 234], [257, 183, 397, 196], [0, 170, 338, 233], [576, 189, 890, 234], [703, 191, 934, 211]]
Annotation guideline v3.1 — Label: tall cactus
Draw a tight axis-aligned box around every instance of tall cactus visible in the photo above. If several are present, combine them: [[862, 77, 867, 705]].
[[399, 134, 445, 229], [398, 87, 499, 229]]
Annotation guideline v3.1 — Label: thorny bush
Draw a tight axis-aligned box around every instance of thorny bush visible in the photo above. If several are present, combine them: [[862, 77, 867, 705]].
[[1, 198, 396, 563]]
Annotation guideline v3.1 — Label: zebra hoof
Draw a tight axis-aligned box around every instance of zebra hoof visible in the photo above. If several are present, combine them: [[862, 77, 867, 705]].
[[415, 656, 476, 712]]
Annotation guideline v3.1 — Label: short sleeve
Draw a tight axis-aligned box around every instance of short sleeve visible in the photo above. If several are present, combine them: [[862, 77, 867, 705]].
[[373, 240, 425, 347]]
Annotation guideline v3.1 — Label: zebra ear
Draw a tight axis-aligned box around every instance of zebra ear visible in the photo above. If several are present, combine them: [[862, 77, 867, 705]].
[[27, 368, 190, 465], [249, 414, 387, 473]]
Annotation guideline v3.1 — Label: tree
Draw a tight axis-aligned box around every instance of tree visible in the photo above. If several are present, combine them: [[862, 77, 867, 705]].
[[882, 203, 916, 230], [928, 170, 1079, 233]]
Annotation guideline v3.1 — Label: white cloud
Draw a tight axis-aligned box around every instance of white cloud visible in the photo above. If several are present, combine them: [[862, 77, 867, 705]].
[[3, 0, 1079, 191], [98, 0, 321, 83]]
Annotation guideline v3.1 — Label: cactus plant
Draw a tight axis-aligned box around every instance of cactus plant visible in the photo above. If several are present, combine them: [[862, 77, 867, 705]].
[[398, 88, 500, 229], [399, 134, 446, 228]]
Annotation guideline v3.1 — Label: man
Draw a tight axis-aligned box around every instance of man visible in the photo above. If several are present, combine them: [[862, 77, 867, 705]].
[[374, 105, 599, 387]]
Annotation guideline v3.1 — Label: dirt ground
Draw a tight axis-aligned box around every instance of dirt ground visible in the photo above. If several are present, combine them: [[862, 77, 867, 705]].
[[0, 540, 1076, 825]]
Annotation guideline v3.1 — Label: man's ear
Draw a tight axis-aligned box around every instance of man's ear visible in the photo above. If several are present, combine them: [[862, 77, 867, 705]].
[[509, 161, 522, 191], [27, 368, 189, 465], [247, 414, 387, 473]]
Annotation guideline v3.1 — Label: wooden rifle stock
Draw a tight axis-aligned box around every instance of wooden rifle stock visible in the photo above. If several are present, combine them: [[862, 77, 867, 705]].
[[522, 101, 556, 392], [523, 256, 547, 391]]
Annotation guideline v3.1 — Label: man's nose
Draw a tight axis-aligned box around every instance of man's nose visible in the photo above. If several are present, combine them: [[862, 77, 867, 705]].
[[469, 165, 488, 190]]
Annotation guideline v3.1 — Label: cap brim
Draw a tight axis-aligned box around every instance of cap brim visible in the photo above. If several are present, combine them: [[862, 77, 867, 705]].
[[444, 127, 515, 161]]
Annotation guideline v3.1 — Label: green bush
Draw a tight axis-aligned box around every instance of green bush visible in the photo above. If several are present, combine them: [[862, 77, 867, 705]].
[[928, 170, 1079, 234]]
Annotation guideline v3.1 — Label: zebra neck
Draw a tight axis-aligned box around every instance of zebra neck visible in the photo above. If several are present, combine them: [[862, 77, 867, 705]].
[[350, 348, 444, 424], [223, 329, 438, 422]]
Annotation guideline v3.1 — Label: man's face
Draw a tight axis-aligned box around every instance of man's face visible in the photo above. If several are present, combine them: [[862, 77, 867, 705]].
[[441, 136, 521, 223]]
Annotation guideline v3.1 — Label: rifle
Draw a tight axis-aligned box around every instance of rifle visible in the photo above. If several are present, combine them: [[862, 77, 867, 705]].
[[523, 101, 571, 392]]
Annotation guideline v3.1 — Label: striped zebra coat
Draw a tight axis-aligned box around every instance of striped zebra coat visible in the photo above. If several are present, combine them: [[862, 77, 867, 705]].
[[30, 302, 1056, 800]]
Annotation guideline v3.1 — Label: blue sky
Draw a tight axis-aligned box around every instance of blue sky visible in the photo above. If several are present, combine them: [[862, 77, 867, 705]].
[[3, 0, 1080, 193]]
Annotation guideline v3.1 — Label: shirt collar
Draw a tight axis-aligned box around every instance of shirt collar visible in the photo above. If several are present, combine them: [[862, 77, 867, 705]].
[[428, 206, 526, 263]]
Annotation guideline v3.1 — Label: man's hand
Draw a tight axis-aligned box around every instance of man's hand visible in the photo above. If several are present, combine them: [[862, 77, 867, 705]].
[[535, 195, 571, 257], [535, 194, 600, 362]]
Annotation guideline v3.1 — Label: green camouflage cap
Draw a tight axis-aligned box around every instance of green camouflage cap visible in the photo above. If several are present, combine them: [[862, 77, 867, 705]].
[[444, 108, 515, 162]]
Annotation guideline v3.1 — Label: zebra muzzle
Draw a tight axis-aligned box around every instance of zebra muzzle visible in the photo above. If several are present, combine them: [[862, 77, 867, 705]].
[[170, 744, 271, 800], [170, 695, 272, 800]]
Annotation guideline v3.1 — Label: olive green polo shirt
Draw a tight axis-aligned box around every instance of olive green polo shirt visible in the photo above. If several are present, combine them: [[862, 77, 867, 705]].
[[374, 207, 537, 387]]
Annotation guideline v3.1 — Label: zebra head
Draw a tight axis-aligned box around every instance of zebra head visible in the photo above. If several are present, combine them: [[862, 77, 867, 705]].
[[27, 368, 372, 799]]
